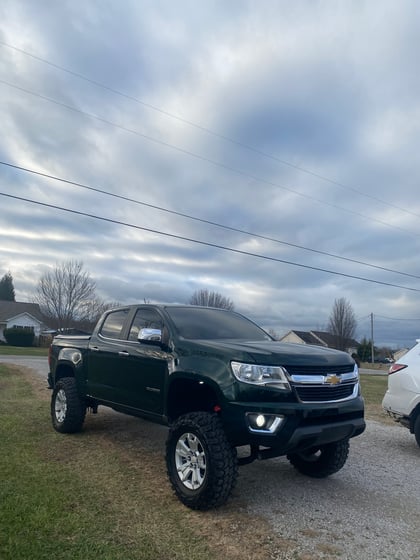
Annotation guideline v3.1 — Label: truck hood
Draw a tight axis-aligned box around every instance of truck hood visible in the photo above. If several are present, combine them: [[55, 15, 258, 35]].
[[195, 340, 353, 366]]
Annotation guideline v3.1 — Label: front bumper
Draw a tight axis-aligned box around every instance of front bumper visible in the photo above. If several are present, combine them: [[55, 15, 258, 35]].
[[222, 396, 365, 455]]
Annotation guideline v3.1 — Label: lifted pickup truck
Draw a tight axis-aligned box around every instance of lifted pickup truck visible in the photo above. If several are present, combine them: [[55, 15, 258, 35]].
[[48, 304, 365, 509]]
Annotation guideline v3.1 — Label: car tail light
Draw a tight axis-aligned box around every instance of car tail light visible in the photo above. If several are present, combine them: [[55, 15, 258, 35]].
[[388, 363, 407, 375]]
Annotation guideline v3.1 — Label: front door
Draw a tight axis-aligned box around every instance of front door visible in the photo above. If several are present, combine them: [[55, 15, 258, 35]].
[[112, 307, 168, 415]]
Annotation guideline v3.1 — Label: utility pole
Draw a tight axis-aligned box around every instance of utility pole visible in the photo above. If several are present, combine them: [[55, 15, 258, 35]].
[[370, 313, 374, 364]]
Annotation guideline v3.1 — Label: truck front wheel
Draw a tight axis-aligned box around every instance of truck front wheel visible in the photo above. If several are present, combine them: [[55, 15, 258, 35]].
[[166, 412, 237, 510], [287, 439, 349, 478], [51, 377, 86, 433]]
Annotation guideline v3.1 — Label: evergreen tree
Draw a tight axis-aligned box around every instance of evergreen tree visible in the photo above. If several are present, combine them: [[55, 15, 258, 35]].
[[0, 272, 16, 301], [358, 337, 375, 362]]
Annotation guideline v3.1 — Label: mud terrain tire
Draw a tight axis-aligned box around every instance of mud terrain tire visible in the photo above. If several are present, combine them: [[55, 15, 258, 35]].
[[287, 439, 349, 478], [51, 377, 86, 433], [166, 412, 237, 510]]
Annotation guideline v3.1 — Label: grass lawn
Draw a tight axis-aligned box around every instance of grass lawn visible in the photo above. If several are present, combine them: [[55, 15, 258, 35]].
[[0, 346, 48, 356], [0, 365, 390, 559], [0, 365, 285, 560], [359, 373, 391, 423]]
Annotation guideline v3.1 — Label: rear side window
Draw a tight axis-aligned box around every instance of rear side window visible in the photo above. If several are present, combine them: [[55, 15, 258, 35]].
[[99, 309, 129, 339]]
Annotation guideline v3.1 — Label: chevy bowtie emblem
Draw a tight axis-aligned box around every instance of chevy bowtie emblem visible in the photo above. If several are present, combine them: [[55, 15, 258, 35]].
[[325, 374, 341, 385]]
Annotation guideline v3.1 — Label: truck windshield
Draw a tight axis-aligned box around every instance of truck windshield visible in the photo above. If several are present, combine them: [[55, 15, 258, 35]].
[[165, 307, 272, 341]]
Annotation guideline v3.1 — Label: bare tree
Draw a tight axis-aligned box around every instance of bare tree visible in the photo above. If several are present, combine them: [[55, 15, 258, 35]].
[[268, 328, 280, 340], [189, 289, 234, 310], [35, 260, 97, 330], [75, 298, 120, 333], [327, 297, 357, 351]]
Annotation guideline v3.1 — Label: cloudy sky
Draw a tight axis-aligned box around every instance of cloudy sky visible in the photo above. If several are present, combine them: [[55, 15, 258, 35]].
[[1, 0, 420, 348]]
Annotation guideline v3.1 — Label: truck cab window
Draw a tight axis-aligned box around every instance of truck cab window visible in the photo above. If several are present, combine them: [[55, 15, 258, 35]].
[[100, 309, 129, 339], [128, 308, 163, 341]]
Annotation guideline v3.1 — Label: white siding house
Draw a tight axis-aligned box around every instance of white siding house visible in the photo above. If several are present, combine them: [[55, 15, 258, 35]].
[[0, 301, 47, 344], [280, 330, 359, 355]]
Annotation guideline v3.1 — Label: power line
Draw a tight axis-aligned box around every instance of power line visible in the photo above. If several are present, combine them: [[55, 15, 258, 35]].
[[2, 159, 420, 281], [1, 78, 420, 242], [356, 314, 372, 323], [1, 190, 420, 293], [374, 314, 420, 322], [2, 39, 420, 221]]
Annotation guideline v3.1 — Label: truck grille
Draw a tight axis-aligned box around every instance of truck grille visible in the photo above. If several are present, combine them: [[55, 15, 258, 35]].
[[285, 364, 358, 403], [286, 364, 355, 376], [295, 383, 356, 403]]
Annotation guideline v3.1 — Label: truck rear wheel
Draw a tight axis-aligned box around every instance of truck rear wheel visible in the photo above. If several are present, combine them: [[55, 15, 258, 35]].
[[166, 412, 237, 510], [51, 377, 86, 433], [287, 439, 349, 478]]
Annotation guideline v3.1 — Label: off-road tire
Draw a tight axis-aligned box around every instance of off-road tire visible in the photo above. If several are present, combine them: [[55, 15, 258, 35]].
[[414, 414, 420, 448], [166, 411, 237, 510], [287, 439, 350, 478], [51, 377, 86, 433]]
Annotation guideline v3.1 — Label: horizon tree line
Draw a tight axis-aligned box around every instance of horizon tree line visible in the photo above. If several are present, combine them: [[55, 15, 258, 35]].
[[1, 264, 370, 354]]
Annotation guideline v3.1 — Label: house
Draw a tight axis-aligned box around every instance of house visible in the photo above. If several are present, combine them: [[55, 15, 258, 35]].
[[279, 330, 359, 355], [0, 301, 48, 344]]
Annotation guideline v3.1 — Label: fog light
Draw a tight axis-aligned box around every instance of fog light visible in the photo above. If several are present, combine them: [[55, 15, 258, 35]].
[[246, 413, 285, 434], [255, 414, 266, 428]]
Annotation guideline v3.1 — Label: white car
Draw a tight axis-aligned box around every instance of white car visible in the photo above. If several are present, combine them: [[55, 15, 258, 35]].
[[382, 340, 420, 447]]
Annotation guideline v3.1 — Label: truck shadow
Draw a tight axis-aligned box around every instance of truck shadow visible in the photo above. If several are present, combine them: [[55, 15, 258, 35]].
[[83, 407, 167, 454], [81, 407, 339, 506]]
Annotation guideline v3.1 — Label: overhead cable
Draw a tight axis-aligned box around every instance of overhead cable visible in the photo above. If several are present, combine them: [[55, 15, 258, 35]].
[[1, 78, 419, 242], [2, 160, 420, 281], [1, 39, 419, 221], [1, 190, 420, 293]]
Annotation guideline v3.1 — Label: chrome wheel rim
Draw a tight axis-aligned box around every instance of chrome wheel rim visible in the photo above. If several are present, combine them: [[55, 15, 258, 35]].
[[175, 432, 207, 490], [55, 389, 67, 423]]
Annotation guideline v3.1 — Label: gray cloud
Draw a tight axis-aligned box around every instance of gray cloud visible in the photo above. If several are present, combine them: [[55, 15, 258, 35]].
[[1, 1, 420, 348]]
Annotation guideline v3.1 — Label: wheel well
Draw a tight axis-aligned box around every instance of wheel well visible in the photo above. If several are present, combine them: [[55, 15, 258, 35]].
[[54, 364, 75, 384], [166, 378, 220, 422]]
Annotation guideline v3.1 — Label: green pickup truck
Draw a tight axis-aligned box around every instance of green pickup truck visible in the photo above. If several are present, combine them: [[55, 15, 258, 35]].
[[48, 304, 365, 509]]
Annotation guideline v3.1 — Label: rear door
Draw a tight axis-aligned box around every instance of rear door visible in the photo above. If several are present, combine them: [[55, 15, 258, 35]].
[[86, 308, 132, 402]]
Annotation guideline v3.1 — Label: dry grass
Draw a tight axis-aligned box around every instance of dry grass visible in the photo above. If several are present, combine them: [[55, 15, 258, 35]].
[[1, 365, 293, 560], [1, 365, 392, 560], [0, 345, 48, 356], [359, 373, 393, 424]]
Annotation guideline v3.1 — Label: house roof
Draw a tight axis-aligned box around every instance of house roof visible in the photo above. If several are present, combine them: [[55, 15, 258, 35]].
[[311, 331, 341, 348], [283, 329, 359, 349], [311, 331, 359, 349], [0, 301, 45, 323], [290, 330, 324, 345]]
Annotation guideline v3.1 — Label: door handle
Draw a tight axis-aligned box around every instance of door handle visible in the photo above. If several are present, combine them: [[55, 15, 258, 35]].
[[90, 346, 99, 352], [118, 351, 130, 357]]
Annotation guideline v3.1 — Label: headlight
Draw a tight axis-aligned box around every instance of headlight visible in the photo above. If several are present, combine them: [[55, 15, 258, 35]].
[[231, 361, 290, 390]]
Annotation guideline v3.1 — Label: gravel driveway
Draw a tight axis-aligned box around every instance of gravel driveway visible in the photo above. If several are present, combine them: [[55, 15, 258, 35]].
[[237, 419, 419, 559], [3, 355, 419, 559]]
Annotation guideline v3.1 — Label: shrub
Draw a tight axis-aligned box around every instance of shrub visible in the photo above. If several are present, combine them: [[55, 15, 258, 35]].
[[4, 326, 35, 347]]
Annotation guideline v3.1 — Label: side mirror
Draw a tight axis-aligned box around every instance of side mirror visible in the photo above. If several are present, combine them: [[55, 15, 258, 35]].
[[138, 328, 162, 343]]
